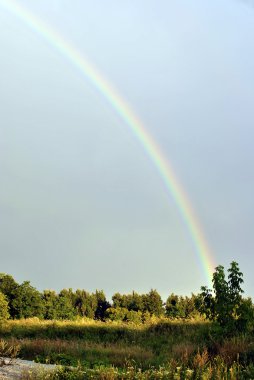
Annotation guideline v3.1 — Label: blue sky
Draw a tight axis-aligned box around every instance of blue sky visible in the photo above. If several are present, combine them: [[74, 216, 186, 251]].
[[1, 0, 254, 299]]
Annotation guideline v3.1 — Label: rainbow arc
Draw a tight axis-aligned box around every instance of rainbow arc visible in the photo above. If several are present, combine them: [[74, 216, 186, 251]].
[[0, 0, 215, 285]]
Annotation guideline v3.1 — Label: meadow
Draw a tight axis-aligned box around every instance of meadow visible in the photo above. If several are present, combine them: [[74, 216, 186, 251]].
[[1, 318, 254, 379], [1, 264, 254, 378]]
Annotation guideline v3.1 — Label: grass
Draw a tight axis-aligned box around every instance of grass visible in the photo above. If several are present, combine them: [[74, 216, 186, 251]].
[[19, 362, 254, 379], [1, 318, 254, 379]]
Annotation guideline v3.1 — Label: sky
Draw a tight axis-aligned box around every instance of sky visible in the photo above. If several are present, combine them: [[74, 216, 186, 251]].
[[1, 0, 254, 300]]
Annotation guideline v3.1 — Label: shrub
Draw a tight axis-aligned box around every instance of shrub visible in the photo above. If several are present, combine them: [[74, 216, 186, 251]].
[[125, 310, 142, 324], [0, 291, 10, 320], [105, 307, 128, 322]]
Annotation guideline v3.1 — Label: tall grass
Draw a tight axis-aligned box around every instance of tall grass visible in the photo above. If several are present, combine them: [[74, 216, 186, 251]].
[[1, 318, 254, 378]]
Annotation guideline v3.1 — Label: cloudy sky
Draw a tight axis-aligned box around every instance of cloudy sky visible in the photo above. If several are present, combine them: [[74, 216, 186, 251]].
[[1, 0, 254, 299]]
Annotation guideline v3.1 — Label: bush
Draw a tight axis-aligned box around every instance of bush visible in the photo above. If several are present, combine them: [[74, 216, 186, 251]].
[[0, 291, 10, 320], [125, 310, 142, 324], [105, 307, 128, 322]]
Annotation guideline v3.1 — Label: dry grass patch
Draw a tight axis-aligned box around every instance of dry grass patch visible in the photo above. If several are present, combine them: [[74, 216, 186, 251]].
[[216, 336, 254, 365], [13, 338, 153, 367], [171, 342, 196, 364]]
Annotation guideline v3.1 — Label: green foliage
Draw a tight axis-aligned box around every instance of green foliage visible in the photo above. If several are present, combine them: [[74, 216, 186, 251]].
[[54, 289, 77, 320], [197, 286, 214, 320], [43, 290, 59, 320], [211, 264, 229, 325], [0, 292, 9, 320], [228, 261, 244, 316], [199, 261, 253, 333], [74, 289, 96, 319], [112, 292, 145, 312], [0, 268, 250, 329], [111, 290, 164, 320], [166, 293, 199, 319], [12, 281, 45, 319], [165, 293, 181, 318], [125, 310, 143, 324], [0, 273, 19, 318], [143, 289, 164, 317], [105, 307, 128, 321]]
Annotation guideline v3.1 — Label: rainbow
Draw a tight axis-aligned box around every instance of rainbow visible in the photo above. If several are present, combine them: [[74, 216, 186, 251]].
[[1, 0, 215, 285]]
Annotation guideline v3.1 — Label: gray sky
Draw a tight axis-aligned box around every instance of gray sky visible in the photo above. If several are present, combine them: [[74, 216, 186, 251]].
[[1, 0, 254, 299]]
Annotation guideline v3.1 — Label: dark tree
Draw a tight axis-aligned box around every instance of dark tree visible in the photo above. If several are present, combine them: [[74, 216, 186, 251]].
[[94, 290, 110, 320]]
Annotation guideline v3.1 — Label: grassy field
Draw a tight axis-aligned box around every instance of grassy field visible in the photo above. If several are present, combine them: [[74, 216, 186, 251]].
[[1, 318, 254, 379]]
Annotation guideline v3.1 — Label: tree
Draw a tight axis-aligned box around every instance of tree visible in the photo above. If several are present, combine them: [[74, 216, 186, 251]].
[[42, 290, 59, 320], [0, 291, 10, 320], [55, 289, 76, 320], [165, 293, 181, 318], [12, 281, 45, 319], [112, 293, 123, 308], [143, 289, 164, 317], [73, 290, 99, 319], [198, 261, 252, 332], [0, 274, 19, 318], [94, 290, 110, 320], [197, 286, 214, 321], [166, 293, 200, 319], [128, 292, 144, 313], [212, 264, 230, 325], [228, 261, 244, 317]]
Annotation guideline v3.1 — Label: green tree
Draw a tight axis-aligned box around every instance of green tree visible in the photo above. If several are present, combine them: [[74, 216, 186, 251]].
[[0, 274, 19, 318], [112, 292, 123, 308], [0, 291, 10, 320], [228, 261, 244, 318], [184, 294, 200, 318], [143, 289, 164, 317], [128, 292, 144, 312], [12, 281, 44, 319], [166, 293, 200, 319], [199, 261, 251, 332], [212, 264, 230, 325], [55, 289, 76, 320], [42, 290, 59, 320], [112, 292, 144, 313], [197, 286, 214, 320], [165, 293, 180, 318], [74, 290, 95, 318]]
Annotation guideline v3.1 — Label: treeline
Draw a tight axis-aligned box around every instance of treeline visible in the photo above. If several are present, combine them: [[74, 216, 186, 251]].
[[0, 273, 200, 322]]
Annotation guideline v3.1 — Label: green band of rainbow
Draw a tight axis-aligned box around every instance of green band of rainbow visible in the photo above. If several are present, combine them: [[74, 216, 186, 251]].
[[1, 0, 215, 286]]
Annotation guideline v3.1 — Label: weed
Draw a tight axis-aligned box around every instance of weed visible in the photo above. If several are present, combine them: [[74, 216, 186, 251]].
[[0, 339, 20, 366]]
